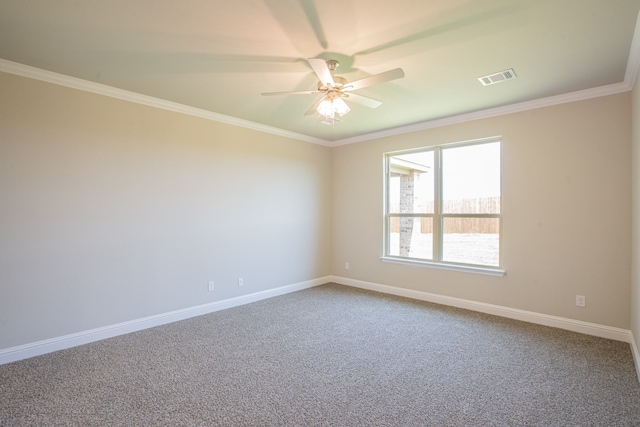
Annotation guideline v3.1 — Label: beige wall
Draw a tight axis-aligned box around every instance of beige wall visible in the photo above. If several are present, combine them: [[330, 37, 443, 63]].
[[1, 66, 634, 352], [0, 72, 332, 349], [633, 68, 640, 348], [332, 93, 632, 328]]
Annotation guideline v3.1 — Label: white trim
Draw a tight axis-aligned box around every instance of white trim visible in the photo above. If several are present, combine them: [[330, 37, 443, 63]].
[[380, 256, 505, 276], [631, 333, 640, 383], [0, 59, 330, 147], [0, 277, 329, 365], [0, 59, 635, 148], [330, 82, 631, 146], [331, 276, 632, 343]]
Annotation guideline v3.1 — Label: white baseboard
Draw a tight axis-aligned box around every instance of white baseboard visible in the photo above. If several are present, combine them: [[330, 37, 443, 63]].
[[331, 276, 633, 343], [3, 275, 636, 376], [0, 276, 329, 365]]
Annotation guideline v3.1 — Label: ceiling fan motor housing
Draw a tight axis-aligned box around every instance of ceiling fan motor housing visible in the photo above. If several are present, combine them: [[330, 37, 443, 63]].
[[318, 75, 347, 91], [261, 57, 403, 115]]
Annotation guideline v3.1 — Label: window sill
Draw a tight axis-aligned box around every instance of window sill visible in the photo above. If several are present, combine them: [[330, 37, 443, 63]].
[[380, 256, 505, 277]]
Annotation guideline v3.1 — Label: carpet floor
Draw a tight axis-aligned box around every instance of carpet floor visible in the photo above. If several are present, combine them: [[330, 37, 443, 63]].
[[1, 283, 639, 426]]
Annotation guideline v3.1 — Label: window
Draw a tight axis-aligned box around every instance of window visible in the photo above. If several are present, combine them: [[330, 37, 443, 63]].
[[384, 138, 502, 272]]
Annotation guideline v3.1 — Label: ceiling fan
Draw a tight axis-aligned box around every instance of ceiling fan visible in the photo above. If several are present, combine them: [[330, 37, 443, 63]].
[[261, 58, 404, 123]]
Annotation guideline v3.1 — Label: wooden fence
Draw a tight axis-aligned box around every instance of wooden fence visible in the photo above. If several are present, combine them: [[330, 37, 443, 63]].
[[390, 197, 500, 234]]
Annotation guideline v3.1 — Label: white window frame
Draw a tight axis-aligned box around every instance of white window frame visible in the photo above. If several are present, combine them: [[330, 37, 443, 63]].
[[382, 137, 504, 276]]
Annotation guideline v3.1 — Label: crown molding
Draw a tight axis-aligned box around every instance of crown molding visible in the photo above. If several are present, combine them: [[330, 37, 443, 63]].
[[330, 82, 632, 147], [0, 59, 330, 147], [3, 22, 639, 150]]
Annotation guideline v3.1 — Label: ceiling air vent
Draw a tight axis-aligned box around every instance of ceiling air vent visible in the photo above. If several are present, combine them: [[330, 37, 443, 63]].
[[478, 68, 517, 86]]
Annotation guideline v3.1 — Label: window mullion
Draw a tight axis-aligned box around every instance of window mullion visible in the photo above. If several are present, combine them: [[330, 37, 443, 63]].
[[441, 213, 501, 218], [389, 213, 432, 218], [384, 155, 392, 257], [433, 147, 443, 262]]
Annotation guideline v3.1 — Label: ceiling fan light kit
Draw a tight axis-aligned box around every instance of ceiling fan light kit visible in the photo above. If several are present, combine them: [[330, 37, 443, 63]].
[[261, 58, 405, 126], [317, 97, 350, 118]]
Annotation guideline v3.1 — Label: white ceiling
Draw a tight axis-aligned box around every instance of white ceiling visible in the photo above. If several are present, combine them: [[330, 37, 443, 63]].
[[1, 0, 640, 145]]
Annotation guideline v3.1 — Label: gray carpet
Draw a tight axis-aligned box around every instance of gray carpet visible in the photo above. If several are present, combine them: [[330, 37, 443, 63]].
[[1, 283, 639, 426]]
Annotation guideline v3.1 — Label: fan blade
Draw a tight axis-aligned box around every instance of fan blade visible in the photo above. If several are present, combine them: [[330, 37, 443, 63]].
[[345, 68, 405, 91], [262, 90, 323, 96], [353, 3, 527, 58], [264, 0, 328, 51], [342, 92, 382, 109], [307, 58, 335, 87], [305, 97, 326, 115]]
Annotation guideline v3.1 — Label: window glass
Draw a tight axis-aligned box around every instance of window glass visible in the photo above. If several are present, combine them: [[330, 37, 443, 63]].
[[388, 151, 434, 214], [388, 217, 433, 259], [385, 139, 502, 270], [442, 217, 500, 266], [442, 142, 501, 214]]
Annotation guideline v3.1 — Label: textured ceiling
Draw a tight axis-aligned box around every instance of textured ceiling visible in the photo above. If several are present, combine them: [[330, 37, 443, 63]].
[[1, 0, 639, 143]]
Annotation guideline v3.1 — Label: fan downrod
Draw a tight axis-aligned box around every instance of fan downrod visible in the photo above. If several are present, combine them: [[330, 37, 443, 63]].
[[326, 59, 339, 73], [317, 59, 346, 91]]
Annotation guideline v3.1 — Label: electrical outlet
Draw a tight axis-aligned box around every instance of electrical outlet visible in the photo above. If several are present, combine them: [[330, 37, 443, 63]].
[[576, 295, 586, 307], [208, 281, 214, 292], [238, 277, 243, 287], [345, 262, 350, 270]]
